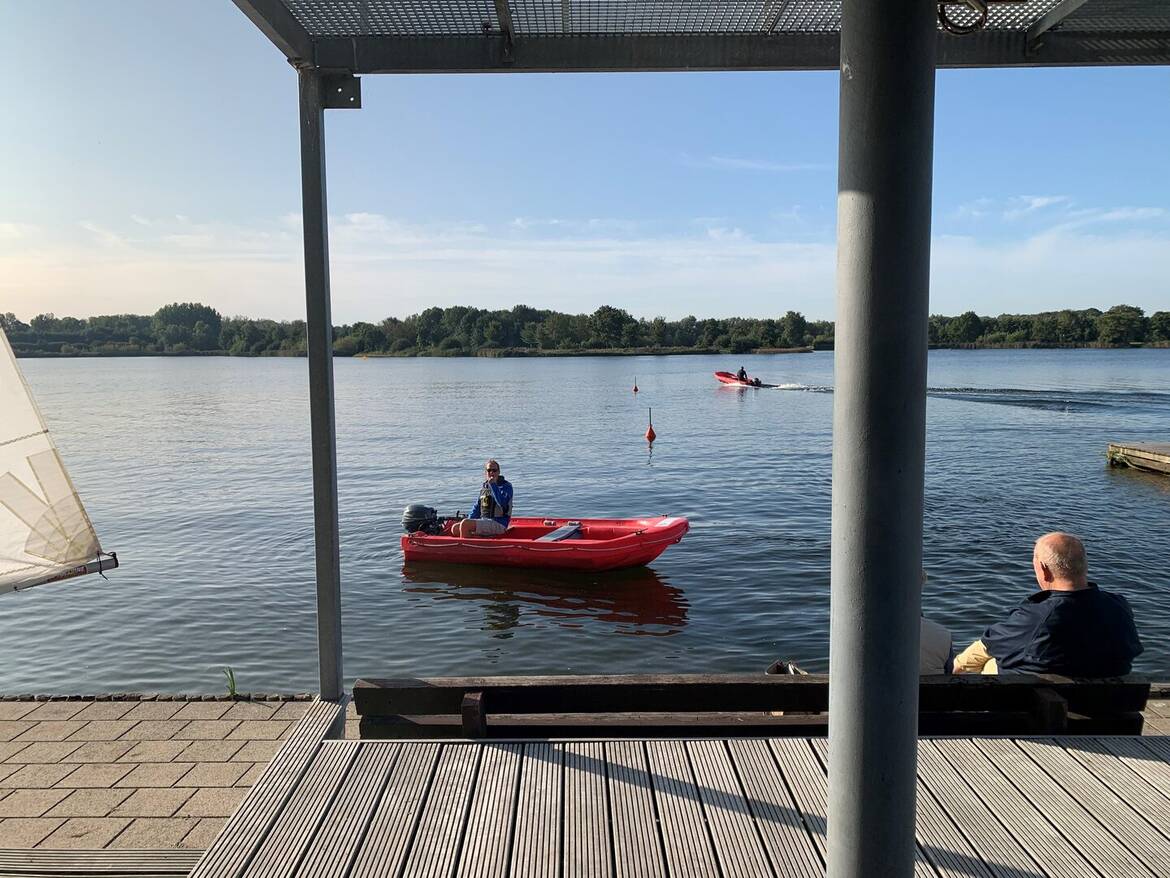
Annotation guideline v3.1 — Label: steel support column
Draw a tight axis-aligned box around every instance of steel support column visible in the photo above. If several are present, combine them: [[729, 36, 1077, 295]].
[[297, 68, 343, 701], [827, 0, 936, 875]]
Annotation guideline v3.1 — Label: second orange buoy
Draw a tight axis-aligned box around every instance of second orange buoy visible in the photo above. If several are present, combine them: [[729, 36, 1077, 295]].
[[632, 376, 639, 393], [645, 407, 656, 442]]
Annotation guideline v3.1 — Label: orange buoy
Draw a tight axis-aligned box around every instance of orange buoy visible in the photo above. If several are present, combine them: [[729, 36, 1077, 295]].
[[632, 376, 639, 393], [644, 407, 656, 442]]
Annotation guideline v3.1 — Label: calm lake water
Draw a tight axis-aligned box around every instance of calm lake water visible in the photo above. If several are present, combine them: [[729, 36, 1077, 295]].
[[2, 349, 1168, 693]]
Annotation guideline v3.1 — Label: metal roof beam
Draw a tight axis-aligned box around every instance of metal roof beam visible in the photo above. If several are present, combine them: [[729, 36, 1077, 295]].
[[232, 0, 314, 65], [494, 0, 516, 61], [311, 30, 1170, 73], [1026, 0, 1092, 48]]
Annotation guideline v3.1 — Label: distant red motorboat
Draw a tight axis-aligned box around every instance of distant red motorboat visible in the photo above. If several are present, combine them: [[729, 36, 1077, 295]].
[[401, 515, 689, 571], [714, 371, 776, 388]]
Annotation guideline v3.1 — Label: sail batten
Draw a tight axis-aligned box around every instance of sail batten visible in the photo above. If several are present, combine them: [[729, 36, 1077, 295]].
[[0, 328, 114, 594]]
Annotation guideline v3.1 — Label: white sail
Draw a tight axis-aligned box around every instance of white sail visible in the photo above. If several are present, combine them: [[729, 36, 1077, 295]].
[[0, 328, 116, 594]]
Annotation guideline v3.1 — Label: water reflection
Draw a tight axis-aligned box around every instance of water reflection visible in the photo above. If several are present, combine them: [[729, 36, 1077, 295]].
[[402, 563, 688, 638]]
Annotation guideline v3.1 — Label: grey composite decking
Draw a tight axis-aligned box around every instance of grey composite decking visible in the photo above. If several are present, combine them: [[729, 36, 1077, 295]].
[[193, 736, 1170, 878]]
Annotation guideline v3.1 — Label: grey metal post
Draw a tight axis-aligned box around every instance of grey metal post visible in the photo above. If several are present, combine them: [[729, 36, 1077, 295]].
[[828, 1, 936, 875], [298, 68, 343, 701]]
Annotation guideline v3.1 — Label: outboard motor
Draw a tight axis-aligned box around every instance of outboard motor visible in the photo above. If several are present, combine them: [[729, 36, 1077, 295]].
[[401, 504, 440, 534]]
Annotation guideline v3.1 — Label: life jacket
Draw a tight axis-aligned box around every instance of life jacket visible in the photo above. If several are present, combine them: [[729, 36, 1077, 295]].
[[478, 479, 513, 521]]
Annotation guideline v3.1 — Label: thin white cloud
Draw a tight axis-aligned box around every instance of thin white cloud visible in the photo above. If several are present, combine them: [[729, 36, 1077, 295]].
[[0, 222, 37, 241], [130, 214, 152, 226], [78, 221, 129, 248], [1002, 195, 1071, 221]]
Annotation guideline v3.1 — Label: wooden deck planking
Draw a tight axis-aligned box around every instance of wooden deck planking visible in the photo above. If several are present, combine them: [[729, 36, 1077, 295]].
[[457, 744, 522, 878], [644, 740, 719, 878], [401, 744, 482, 878], [914, 740, 1045, 878], [726, 739, 823, 878], [243, 740, 359, 878], [686, 740, 771, 878], [1015, 744, 1170, 878], [188, 698, 346, 878], [295, 742, 400, 878], [509, 743, 560, 878], [190, 735, 1170, 878], [605, 741, 665, 878], [932, 739, 1096, 878], [563, 742, 611, 878], [805, 738, 938, 878], [976, 738, 1158, 878], [348, 742, 440, 878]]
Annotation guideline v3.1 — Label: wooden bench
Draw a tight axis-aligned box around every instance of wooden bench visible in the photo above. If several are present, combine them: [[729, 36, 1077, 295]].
[[0, 850, 202, 878], [353, 674, 1150, 739]]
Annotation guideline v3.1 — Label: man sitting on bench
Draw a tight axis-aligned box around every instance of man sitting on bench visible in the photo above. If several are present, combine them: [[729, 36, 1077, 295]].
[[953, 532, 1142, 676]]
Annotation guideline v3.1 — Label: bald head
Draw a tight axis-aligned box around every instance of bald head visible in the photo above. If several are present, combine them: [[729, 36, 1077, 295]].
[[1032, 532, 1088, 590]]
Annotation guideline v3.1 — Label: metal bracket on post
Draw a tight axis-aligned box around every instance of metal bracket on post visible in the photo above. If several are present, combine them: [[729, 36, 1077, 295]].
[[493, 0, 516, 64], [1025, 0, 1091, 53], [321, 73, 361, 109]]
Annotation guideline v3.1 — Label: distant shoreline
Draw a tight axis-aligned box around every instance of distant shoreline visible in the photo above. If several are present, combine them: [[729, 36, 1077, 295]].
[[12, 342, 1168, 359]]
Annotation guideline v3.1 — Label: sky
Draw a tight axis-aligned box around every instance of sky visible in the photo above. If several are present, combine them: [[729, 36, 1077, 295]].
[[1, 1, 1168, 324]]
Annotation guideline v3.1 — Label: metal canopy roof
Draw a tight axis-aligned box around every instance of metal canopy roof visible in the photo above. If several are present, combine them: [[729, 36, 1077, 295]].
[[235, 0, 1170, 72]]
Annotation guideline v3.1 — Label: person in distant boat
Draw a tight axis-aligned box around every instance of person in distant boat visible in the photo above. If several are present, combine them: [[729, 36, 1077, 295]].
[[736, 365, 748, 382], [452, 459, 513, 538], [952, 532, 1142, 676]]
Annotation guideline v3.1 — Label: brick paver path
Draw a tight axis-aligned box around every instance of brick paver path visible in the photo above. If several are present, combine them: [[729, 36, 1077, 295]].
[[0, 699, 312, 849]]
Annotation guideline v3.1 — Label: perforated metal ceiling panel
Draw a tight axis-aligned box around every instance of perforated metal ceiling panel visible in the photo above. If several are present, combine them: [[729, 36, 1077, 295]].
[[242, 0, 1170, 70]]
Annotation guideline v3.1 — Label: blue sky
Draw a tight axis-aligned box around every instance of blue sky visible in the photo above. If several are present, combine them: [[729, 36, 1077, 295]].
[[2, 1, 1168, 323]]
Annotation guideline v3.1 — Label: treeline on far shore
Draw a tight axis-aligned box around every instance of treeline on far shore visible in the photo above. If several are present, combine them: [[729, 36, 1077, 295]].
[[2, 302, 1168, 358]]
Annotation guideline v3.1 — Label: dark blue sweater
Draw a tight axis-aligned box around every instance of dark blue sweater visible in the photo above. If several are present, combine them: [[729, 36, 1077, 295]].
[[982, 583, 1142, 676]]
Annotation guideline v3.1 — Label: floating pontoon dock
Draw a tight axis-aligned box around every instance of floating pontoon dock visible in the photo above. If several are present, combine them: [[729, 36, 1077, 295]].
[[1109, 443, 1170, 476]]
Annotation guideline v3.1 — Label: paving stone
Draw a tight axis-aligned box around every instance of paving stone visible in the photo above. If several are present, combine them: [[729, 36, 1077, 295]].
[[173, 721, 239, 741], [116, 762, 194, 788], [0, 703, 38, 721], [61, 742, 134, 764], [0, 721, 35, 742], [112, 788, 195, 818], [0, 789, 72, 818], [227, 721, 290, 741], [119, 720, 188, 741], [234, 763, 265, 787], [5, 742, 82, 764], [70, 703, 136, 722], [172, 703, 231, 721], [0, 817, 65, 847], [230, 740, 281, 762], [39, 816, 132, 849], [13, 722, 87, 742], [272, 702, 311, 723], [175, 762, 249, 788], [56, 763, 133, 789], [0, 764, 22, 784], [2, 764, 78, 789], [179, 816, 226, 849], [0, 741, 31, 762], [178, 740, 245, 762], [122, 702, 184, 721], [45, 789, 133, 818], [1148, 699, 1170, 718], [118, 741, 189, 763], [65, 721, 138, 742], [109, 816, 201, 848], [21, 703, 89, 722], [345, 719, 359, 740], [221, 701, 280, 721], [176, 787, 246, 818], [1143, 716, 1170, 735]]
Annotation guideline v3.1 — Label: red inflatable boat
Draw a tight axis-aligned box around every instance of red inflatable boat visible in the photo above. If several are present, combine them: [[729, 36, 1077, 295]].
[[401, 515, 689, 571], [714, 371, 776, 388]]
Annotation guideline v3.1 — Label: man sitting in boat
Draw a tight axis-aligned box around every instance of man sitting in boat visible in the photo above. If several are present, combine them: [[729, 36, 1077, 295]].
[[736, 365, 748, 382], [451, 459, 513, 538], [952, 532, 1142, 676]]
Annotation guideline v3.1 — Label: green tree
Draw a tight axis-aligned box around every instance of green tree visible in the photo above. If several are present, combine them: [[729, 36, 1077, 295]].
[[779, 311, 808, 347], [1149, 311, 1170, 342], [1096, 305, 1147, 346], [944, 311, 984, 344]]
